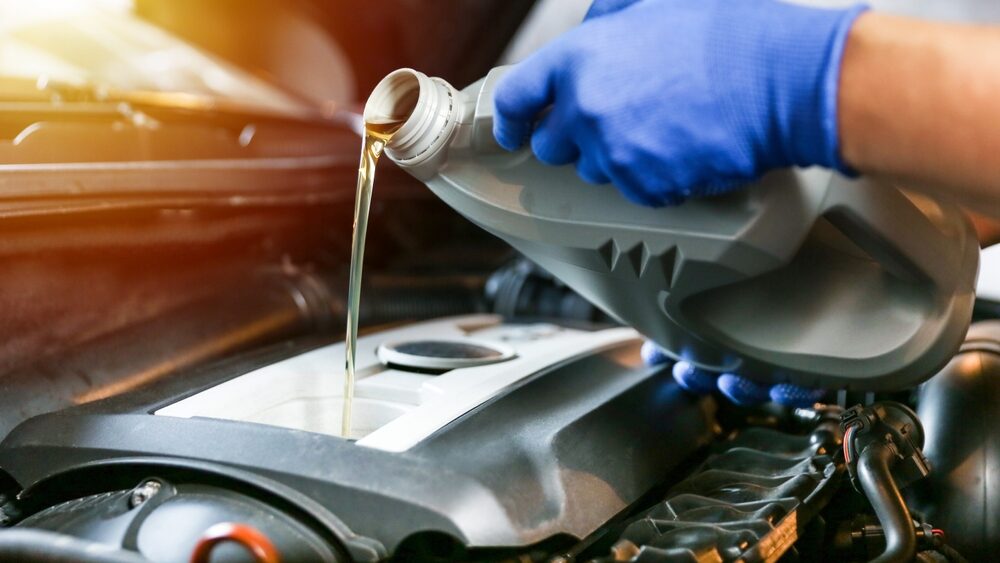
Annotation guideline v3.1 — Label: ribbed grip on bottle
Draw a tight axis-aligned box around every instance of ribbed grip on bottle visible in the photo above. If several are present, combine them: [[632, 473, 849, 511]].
[[363, 68, 459, 167]]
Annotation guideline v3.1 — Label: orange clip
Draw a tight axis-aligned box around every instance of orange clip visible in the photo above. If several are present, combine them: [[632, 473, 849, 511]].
[[189, 522, 280, 563]]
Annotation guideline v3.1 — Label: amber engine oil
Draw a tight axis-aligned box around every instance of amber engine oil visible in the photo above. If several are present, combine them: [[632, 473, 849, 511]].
[[343, 71, 454, 438]]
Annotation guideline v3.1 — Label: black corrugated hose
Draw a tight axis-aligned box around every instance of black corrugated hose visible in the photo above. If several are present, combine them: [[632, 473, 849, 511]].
[[856, 441, 917, 563]]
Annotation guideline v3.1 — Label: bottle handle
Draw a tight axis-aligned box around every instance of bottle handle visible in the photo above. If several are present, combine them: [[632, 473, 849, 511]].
[[819, 175, 974, 293]]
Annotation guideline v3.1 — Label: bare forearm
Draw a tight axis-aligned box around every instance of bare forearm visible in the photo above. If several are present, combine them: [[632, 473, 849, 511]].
[[839, 12, 1000, 217]]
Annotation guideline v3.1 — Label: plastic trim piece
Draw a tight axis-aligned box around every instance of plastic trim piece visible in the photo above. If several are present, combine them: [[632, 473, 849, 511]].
[[597, 426, 844, 562], [376, 339, 516, 370]]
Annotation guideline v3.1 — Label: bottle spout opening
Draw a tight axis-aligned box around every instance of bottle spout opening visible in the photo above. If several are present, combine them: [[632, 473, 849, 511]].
[[364, 68, 459, 166], [363, 69, 422, 128]]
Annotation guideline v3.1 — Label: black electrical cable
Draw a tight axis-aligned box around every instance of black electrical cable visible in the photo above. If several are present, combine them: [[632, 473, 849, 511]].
[[856, 442, 917, 563], [0, 529, 148, 562]]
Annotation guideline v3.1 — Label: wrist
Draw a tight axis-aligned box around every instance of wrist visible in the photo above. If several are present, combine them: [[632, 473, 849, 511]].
[[814, 4, 870, 175], [838, 10, 893, 177], [771, 1, 869, 173]]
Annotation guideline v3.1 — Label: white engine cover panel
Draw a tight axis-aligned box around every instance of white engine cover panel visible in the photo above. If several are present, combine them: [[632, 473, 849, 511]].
[[156, 315, 639, 452]]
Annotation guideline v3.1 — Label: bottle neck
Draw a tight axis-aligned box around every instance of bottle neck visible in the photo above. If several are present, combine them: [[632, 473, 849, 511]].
[[364, 69, 460, 167]]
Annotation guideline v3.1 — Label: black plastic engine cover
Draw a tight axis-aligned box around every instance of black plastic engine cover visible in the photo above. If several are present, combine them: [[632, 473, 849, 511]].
[[16, 476, 340, 562], [0, 333, 715, 559], [910, 320, 1000, 561]]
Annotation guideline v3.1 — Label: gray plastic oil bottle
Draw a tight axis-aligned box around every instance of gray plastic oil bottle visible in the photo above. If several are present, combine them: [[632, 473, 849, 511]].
[[364, 67, 979, 390]]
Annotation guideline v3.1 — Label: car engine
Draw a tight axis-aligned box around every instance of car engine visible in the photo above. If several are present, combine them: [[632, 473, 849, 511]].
[[0, 306, 997, 562]]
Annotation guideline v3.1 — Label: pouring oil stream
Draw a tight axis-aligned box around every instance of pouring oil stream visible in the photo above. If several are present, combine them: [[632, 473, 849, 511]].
[[343, 118, 403, 439]]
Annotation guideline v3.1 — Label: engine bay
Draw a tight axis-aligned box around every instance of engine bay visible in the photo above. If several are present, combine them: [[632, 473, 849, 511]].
[[0, 316, 715, 558], [0, 311, 996, 562]]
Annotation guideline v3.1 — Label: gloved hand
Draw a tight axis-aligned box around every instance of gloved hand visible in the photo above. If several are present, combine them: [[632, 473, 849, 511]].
[[640, 341, 827, 408], [493, 0, 868, 206]]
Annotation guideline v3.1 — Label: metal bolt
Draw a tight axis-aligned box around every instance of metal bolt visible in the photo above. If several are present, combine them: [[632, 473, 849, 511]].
[[129, 480, 162, 508]]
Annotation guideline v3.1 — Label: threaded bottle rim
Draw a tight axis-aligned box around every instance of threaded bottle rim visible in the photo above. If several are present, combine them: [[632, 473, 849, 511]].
[[363, 68, 458, 165]]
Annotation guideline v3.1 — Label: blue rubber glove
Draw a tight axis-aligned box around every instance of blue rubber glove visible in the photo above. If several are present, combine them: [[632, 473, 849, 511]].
[[641, 341, 826, 408], [493, 0, 868, 206], [584, 0, 642, 19]]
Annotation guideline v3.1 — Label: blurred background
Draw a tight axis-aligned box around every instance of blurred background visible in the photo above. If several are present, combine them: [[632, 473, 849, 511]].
[[0, 0, 611, 433]]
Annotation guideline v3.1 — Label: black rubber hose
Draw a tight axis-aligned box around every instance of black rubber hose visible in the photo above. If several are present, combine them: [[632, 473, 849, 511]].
[[857, 442, 917, 563], [936, 542, 971, 563], [0, 529, 148, 562]]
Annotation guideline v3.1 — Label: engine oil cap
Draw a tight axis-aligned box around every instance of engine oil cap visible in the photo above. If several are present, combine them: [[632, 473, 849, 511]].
[[376, 339, 516, 370]]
